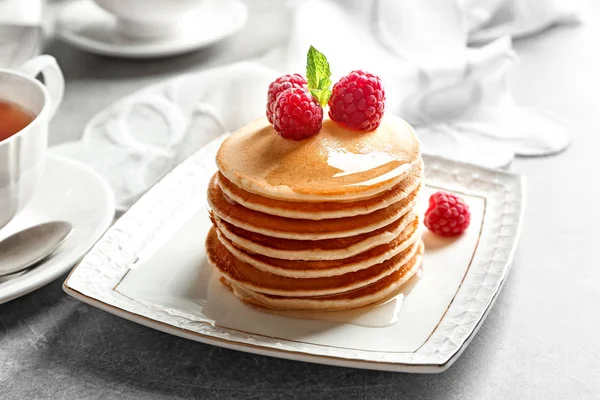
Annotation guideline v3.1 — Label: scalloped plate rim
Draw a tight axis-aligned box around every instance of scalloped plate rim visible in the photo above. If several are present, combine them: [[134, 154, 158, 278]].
[[63, 146, 525, 373]]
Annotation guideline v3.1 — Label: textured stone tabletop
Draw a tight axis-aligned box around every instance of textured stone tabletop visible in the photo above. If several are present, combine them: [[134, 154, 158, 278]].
[[2, 1, 600, 399]]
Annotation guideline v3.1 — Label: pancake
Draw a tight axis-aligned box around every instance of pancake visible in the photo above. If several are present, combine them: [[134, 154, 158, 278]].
[[212, 208, 418, 261], [208, 174, 422, 240], [223, 242, 424, 311], [206, 113, 425, 313], [217, 216, 421, 278], [217, 158, 424, 220], [216, 117, 420, 202], [207, 226, 420, 297]]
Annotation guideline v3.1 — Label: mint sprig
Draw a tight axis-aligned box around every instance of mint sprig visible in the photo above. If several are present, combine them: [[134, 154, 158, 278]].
[[306, 45, 332, 107]]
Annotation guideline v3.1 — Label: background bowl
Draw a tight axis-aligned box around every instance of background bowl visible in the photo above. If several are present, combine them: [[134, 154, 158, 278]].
[[92, 0, 206, 38]]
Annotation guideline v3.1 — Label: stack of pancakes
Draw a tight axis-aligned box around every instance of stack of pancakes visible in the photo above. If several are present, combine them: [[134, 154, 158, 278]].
[[206, 117, 424, 311]]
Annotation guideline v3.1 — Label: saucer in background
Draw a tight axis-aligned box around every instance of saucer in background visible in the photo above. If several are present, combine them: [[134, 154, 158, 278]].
[[0, 154, 114, 304], [56, 0, 248, 59]]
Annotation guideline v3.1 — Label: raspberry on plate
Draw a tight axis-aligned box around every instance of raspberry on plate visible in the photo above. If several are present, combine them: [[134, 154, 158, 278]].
[[271, 87, 323, 140], [266, 74, 308, 124], [424, 191, 471, 236], [328, 70, 385, 131]]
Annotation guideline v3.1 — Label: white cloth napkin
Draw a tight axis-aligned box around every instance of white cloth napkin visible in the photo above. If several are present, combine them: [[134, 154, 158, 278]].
[[464, 0, 584, 42], [52, 63, 279, 210], [265, 0, 576, 165], [52, 0, 582, 210]]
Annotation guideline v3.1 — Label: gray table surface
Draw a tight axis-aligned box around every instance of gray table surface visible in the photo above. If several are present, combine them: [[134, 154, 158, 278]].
[[2, 1, 600, 399]]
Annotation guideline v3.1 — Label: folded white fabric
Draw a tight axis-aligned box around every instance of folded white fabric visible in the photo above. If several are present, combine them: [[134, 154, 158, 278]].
[[52, 63, 279, 210], [267, 0, 575, 165], [52, 0, 582, 209], [463, 0, 585, 42]]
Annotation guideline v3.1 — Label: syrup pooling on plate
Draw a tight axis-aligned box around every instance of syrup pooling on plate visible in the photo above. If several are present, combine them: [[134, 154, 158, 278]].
[[216, 117, 420, 201], [283, 295, 405, 328], [204, 269, 408, 328], [266, 268, 423, 327], [205, 268, 424, 328]]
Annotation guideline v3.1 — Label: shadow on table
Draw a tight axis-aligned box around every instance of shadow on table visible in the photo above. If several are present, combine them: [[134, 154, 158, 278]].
[[0, 272, 70, 332]]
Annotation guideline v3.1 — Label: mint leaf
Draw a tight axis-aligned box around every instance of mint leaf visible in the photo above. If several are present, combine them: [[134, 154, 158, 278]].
[[310, 88, 332, 108], [306, 45, 332, 107]]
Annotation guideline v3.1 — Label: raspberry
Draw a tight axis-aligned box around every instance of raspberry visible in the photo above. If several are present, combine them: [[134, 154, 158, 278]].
[[272, 87, 323, 140], [424, 191, 471, 236], [266, 74, 307, 124], [328, 70, 385, 131]]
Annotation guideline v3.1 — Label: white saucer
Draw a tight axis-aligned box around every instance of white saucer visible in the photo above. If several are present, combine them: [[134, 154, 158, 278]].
[[0, 154, 115, 304], [56, 0, 248, 59]]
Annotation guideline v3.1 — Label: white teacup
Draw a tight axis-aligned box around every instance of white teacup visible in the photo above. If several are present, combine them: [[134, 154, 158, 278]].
[[92, 0, 206, 39], [0, 55, 65, 229]]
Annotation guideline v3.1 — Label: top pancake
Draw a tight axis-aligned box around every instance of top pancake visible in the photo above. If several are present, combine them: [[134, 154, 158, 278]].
[[217, 157, 423, 220], [216, 116, 420, 202]]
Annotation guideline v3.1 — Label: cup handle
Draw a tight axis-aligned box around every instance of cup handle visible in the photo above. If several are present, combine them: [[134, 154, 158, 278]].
[[19, 55, 65, 120]]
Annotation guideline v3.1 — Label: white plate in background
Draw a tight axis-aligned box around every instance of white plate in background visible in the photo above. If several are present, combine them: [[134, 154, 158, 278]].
[[56, 0, 248, 59]]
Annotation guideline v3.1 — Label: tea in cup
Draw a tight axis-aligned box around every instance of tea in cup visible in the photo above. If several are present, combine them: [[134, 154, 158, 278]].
[[0, 100, 35, 142]]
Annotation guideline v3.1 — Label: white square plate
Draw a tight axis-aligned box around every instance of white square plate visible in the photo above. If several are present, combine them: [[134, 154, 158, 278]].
[[64, 136, 524, 373]]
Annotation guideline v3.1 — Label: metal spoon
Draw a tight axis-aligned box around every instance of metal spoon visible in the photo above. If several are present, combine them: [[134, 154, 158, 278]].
[[0, 221, 72, 277]]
